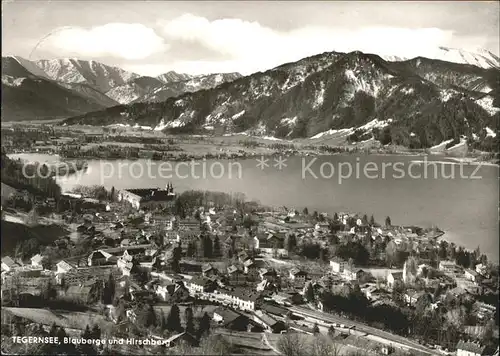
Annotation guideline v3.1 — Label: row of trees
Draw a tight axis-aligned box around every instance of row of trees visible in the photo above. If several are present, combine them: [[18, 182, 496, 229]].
[[134, 302, 211, 339]]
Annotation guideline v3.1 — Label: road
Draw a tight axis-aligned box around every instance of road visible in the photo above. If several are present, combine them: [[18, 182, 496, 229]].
[[288, 305, 439, 355]]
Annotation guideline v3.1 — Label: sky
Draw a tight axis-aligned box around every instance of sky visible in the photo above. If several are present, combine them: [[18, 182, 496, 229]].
[[2, 1, 499, 76]]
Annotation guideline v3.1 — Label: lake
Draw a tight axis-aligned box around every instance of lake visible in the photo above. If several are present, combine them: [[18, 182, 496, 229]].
[[9, 153, 499, 260]]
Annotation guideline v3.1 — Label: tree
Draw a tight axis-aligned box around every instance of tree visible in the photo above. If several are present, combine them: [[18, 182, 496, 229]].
[[385, 216, 391, 227], [203, 236, 213, 258], [184, 307, 195, 335], [187, 242, 196, 258], [303, 207, 309, 215], [82, 325, 91, 339], [56, 326, 67, 340], [327, 325, 335, 338], [90, 324, 101, 339], [49, 322, 58, 337], [369, 215, 375, 226], [103, 273, 116, 304], [362, 214, 368, 225], [159, 309, 167, 331], [286, 234, 297, 253], [198, 312, 211, 338], [166, 304, 181, 332], [333, 212, 339, 221], [41, 280, 56, 301], [312, 323, 320, 334], [312, 211, 319, 220]]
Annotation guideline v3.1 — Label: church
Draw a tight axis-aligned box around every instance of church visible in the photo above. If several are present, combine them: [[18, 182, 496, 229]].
[[118, 183, 176, 210]]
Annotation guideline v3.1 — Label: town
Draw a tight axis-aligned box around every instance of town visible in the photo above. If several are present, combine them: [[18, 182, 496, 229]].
[[1, 150, 498, 356]]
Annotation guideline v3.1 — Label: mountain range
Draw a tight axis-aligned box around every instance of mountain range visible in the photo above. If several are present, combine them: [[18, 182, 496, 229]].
[[1, 48, 499, 151], [1, 56, 242, 121], [60, 49, 499, 151]]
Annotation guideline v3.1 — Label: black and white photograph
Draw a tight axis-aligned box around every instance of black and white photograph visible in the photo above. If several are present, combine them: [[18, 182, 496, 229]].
[[1, 1, 499, 355]]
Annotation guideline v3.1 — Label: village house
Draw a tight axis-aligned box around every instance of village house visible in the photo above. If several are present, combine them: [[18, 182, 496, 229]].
[[187, 277, 216, 294], [163, 332, 198, 348], [439, 260, 460, 274], [56, 260, 76, 274], [260, 303, 288, 318], [30, 254, 43, 268], [404, 289, 427, 307], [116, 258, 133, 276], [456, 277, 480, 295], [475, 263, 489, 278], [464, 269, 479, 283], [212, 307, 254, 331], [118, 184, 176, 211], [164, 230, 179, 245], [237, 251, 249, 263], [473, 302, 496, 321], [387, 271, 403, 289], [88, 250, 117, 267], [259, 268, 278, 282], [1, 257, 19, 273], [155, 281, 189, 302], [243, 259, 258, 277], [330, 258, 348, 274], [227, 265, 245, 285]]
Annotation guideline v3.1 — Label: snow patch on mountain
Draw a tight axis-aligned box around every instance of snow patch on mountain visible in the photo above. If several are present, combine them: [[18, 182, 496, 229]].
[[314, 82, 325, 108], [439, 89, 458, 102], [281, 117, 298, 126], [106, 85, 141, 104], [2, 75, 26, 87], [401, 87, 415, 95], [358, 118, 392, 131], [133, 124, 153, 130], [9, 56, 50, 78], [310, 128, 354, 140]]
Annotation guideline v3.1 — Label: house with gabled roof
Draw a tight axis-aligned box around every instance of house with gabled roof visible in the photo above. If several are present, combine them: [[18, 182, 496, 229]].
[[289, 268, 307, 284], [164, 332, 198, 348], [456, 340, 486, 356], [1, 256, 19, 273], [30, 254, 43, 268], [56, 260, 76, 274]]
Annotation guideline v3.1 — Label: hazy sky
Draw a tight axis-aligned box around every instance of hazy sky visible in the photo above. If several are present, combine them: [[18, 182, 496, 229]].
[[2, 1, 499, 76]]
